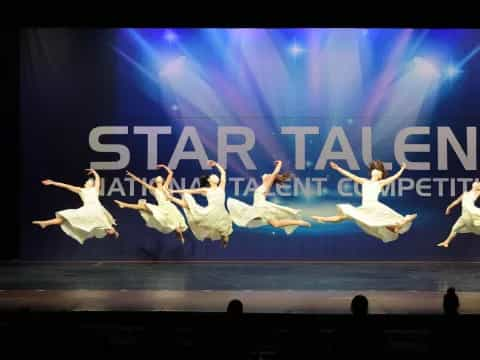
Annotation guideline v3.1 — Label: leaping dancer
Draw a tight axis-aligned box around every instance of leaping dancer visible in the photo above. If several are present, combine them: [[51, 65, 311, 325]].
[[32, 168, 119, 244], [437, 180, 480, 248], [114, 165, 188, 244], [227, 160, 311, 234], [312, 161, 417, 243]]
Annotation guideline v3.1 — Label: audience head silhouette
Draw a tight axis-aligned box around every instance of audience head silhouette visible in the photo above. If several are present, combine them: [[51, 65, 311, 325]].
[[226, 299, 243, 318], [351, 295, 368, 317], [443, 287, 459, 316]]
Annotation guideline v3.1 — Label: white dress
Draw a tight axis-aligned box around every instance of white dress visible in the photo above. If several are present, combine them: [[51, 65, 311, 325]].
[[138, 187, 188, 233], [451, 191, 480, 235], [182, 187, 233, 241], [227, 184, 302, 235], [337, 181, 413, 242], [56, 187, 116, 245]]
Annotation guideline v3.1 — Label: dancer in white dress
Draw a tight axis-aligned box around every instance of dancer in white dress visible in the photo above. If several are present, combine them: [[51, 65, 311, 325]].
[[114, 164, 188, 244], [437, 180, 480, 248], [227, 160, 311, 234], [32, 169, 119, 244], [312, 161, 417, 242], [167, 160, 233, 248]]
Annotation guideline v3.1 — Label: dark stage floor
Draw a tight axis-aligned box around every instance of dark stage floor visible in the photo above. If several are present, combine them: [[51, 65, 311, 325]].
[[1, 261, 479, 313]]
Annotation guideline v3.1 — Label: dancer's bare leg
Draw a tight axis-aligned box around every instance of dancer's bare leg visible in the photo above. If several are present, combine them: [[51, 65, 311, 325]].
[[114, 200, 149, 212], [437, 230, 457, 248], [32, 217, 63, 229], [168, 196, 188, 209], [269, 219, 311, 228], [175, 228, 185, 244], [311, 214, 348, 223], [221, 235, 229, 248]]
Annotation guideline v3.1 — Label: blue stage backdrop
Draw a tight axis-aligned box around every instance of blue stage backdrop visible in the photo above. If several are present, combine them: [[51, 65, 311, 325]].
[[20, 28, 480, 260]]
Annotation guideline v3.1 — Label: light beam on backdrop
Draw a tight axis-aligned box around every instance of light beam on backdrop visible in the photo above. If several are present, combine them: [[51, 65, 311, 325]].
[[121, 28, 291, 172], [442, 43, 480, 79], [112, 44, 170, 107], [307, 30, 327, 117], [113, 46, 161, 85], [116, 30, 233, 171], [445, 64, 461, 78], [228, 29, 308, 164], [374, 56, 441, 144], [362, 29, 413, 126], [458, 44, 480, 67], [289, 40, 305, 57], [202, 30, 291, 165], [325, 29, 363, 122], [160, 55, 186, 76], [204, 29, 275, 120], [157, 57, 250, 174], [237, 29, 294, 120], [412, 57, 440, 78], [405, 29, 430, 59], [214, 29, 279, 119], [164, 29, 177, 43], [125, 29, 158, 58], [441, 44, 480, 80], [158, 56, 235, 125], [115, 29, 191, 106], [284, 32, 310, 121]]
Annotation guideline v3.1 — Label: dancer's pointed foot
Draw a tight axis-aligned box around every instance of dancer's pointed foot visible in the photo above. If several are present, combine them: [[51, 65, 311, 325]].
[[114, 200, 126, 208], [175, 230, 185, 245], [299, 220, 312, 227], [392, 213, 418, 233], [437, 240, 449, 248], [221, 236, 229, 248], [406, 213, 418, 222], [32, 221, 47, 229]]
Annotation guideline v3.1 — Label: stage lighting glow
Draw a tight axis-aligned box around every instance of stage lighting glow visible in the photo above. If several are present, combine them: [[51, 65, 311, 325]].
[[412, 57, 439, 78], [446, 64, 461, 78], [171, 104, 179, 111], [164, 30, 177, 42], [374, 55, 441, 143], [289, 42, 304, 57], [160, 56, 186, 77]]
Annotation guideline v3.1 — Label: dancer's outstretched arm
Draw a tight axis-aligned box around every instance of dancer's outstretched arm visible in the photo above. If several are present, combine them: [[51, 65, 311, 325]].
[[263, 160, 283, 193], [171, 188, 208, 195], [379, 163, 406, 187], [126, 171, 155, 192], [208, 160, 227, 189], [272, 159, 282, 176], [157, 164, 174, 191], [86, 168, 101, 192], [445, 194, 463, 215], [41, 179, 81, 193], [329, 161, 366, 184]]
